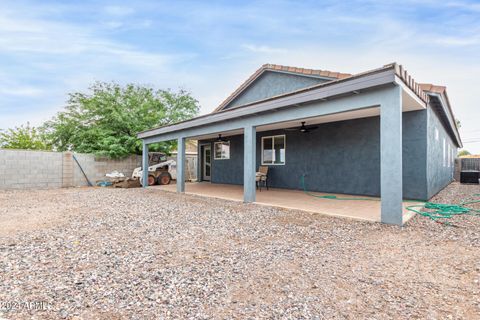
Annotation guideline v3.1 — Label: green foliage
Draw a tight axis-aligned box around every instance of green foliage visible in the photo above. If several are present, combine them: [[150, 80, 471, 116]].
[[0, 122, 51, 150], [43, 82, 199, 158], [458, 149, 471, 157]]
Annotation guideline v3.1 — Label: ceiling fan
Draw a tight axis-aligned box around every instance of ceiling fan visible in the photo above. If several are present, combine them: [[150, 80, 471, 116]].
[[216, 134, 228, 142], [285, 121, 319, 133]]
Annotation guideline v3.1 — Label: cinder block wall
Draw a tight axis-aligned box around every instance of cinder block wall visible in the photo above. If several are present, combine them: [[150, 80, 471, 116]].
[[0, 149, 141, 189], [72, 153, 141, 186], [0, 150, 63, 189]]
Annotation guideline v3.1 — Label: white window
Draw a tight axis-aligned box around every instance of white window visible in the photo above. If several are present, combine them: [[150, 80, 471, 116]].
[[443, 138, 446, 167], [448, 144, 451, 167], [435, 128, 439, 141], [261, 135, 286, 165], [214, 141, 230, 160]]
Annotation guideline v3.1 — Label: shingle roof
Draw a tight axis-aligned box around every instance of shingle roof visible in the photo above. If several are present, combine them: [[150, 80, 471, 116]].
[[213, 64, 352, 112]]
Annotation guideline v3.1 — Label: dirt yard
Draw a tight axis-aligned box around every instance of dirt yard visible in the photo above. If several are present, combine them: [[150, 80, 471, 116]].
[[1, 183, 479, 319]]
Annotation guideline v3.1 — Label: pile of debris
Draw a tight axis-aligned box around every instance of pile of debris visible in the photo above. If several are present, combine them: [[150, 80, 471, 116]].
[[106, 171, 141, 188], [96, 152, 177, 188]]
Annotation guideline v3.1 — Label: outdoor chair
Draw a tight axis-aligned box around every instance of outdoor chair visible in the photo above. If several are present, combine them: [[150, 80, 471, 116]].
[[256, 166, 269, 191]]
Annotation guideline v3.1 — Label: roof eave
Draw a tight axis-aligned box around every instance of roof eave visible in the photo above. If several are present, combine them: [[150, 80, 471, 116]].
[[427, 92, 462, 148]]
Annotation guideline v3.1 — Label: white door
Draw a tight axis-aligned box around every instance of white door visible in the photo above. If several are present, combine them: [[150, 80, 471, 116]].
[[203, 145, 211, 181]]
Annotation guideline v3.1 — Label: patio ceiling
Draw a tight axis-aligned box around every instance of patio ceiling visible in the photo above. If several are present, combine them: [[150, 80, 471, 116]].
[[187, 107, 380, 140], [186, 90, 425, 141]]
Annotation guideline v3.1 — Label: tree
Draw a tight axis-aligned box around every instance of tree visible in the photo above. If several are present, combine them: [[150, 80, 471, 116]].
[[458, 149, 471, 157], [0, 122, 51, 150], [43, 82, 199, 158]]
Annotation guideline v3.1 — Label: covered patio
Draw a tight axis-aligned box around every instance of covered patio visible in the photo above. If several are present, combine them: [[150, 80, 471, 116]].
[[152, 182, 416, 223], [138, 63, 428, 225]]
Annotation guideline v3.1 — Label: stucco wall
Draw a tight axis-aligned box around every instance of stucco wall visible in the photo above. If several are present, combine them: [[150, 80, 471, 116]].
[[0, 149, 141, 189], [402, 110, 428, 200], [224, 71, 327, 109], [426, 106, 457, 198], [200, 112, 430, 199]]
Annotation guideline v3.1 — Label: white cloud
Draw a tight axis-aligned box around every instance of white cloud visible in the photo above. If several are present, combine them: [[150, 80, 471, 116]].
[[434, 36, 480, 46], [242, 44, 287, 54], [102, 20, 124, 29], [445, 1, 480, 12], [104, 5, 135, 17], [0, 86, 44, 97]]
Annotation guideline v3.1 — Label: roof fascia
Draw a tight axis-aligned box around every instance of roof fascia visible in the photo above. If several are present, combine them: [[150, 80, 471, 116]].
[[429, 92, 462, 148], [393, 75, 427, 108]]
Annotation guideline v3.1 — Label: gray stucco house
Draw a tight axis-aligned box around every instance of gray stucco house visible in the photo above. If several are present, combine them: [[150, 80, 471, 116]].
[[138, 63, 462, 225]]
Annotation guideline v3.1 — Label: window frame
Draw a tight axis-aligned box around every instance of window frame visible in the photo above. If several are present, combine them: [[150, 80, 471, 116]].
[[213, 141, 230, 160], [261, 134, 286, 166], [443, 138, 446, 167], [448, 144, 451, 168]]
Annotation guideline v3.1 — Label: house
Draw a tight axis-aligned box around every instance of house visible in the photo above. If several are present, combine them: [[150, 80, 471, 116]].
[[138, 63, 462, 225]]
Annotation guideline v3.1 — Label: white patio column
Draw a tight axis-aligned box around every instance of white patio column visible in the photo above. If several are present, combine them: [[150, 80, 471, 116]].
[[177, 137, 186, 193], [244, 125, 256, 202], [380, 85, 403, 225], [142, 142, 149, 188]]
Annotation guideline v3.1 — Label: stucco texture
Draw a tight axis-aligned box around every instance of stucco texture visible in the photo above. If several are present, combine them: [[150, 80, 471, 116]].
[[224, 71, 327, 109], [200, 111, 430, 200], [426, 106, 457, 198]]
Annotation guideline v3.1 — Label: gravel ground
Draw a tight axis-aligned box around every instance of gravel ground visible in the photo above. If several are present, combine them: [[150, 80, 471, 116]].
[[0, 182, 479, 319]]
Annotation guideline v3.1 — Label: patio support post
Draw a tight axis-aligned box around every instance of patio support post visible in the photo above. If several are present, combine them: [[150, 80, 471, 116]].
[[380, 85, 403, 225], [243, 125, 256, 203], [177, 137, 186, 193], [142, 142, 149, 188]]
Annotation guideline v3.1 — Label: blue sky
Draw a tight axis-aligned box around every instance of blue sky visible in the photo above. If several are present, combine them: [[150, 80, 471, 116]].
[[0, 0, 479, 152]]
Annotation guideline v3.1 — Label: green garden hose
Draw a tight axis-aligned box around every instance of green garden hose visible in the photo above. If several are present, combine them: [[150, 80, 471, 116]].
[[300, 175, 480, 224], [300, 175, 379, 201]]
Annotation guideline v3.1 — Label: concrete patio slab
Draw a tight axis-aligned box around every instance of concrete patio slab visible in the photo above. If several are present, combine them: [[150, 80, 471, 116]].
[[152, 182, 416, 223]]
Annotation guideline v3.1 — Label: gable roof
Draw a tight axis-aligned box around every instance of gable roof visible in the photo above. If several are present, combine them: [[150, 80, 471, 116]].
[[213, 64, 352, 113], [419, 82, 461, 147]]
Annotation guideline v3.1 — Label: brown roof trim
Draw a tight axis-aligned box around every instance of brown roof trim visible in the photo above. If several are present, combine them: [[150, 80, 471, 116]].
[[419, 83, 446, 94], [393, 64, 430, 102], [212, 63, 352, 113]]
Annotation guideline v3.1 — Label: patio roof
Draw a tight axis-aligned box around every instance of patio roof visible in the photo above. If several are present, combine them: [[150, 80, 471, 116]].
[[138, 62, 428, 141]]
